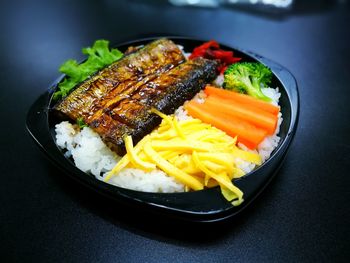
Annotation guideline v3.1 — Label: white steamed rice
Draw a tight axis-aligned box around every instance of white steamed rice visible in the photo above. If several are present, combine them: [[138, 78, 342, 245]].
[[55, 122, 185, 193], [55, 87, 282, 193]]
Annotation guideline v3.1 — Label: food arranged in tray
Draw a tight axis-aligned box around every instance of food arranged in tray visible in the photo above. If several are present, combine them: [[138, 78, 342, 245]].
[[26, 36, 298, 222], [52, 38, 283, 206]]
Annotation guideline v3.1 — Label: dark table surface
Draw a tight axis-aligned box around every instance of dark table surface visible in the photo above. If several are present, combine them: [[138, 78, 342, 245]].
[[1, 0, 349, 262]]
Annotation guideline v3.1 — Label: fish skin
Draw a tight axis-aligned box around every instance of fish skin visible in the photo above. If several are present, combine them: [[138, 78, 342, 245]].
[[53, 38, 185, 121]]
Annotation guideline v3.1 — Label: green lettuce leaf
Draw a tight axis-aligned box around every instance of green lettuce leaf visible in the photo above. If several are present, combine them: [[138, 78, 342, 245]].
[[76, 117, 88, 129]]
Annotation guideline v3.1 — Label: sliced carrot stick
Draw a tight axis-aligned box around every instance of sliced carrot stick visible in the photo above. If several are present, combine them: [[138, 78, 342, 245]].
[[205, 96, 278, 135], [185, 101, 267, 149], [204, 85, 280, 115]]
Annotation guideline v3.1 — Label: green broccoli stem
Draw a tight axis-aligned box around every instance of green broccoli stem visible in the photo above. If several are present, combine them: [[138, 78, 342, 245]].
[[250, 78, 272, 102]]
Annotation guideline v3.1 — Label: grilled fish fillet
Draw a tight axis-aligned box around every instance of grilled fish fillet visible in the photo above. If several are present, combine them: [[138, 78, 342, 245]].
[[53, 38, 185, 121]]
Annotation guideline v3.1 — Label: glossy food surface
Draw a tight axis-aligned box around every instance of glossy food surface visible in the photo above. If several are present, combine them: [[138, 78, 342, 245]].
[[2, 1, 349, 262], [26, 37, 298, 222]]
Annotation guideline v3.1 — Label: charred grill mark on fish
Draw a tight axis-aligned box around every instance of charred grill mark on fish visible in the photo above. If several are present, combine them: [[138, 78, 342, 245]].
[[107, 59, 209, 127], [88, 113, 133, 155], [53, 38, 185, 121]]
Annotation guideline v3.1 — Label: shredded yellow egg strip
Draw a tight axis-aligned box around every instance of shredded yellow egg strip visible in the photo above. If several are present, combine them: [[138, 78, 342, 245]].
[[105, 110, 262, 206]]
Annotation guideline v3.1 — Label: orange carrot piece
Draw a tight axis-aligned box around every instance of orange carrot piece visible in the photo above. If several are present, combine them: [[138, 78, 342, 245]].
[[205, 96, 278, 135], [204, 85, 280, 115], [185, 101, 267, 149]]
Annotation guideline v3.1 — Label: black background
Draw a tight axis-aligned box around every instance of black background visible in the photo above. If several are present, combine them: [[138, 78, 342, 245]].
[[1, 0, 349, 262]]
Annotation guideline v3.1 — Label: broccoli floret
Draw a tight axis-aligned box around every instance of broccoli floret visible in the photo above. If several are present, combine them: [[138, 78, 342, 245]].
[[223, 62, 273, 102]]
